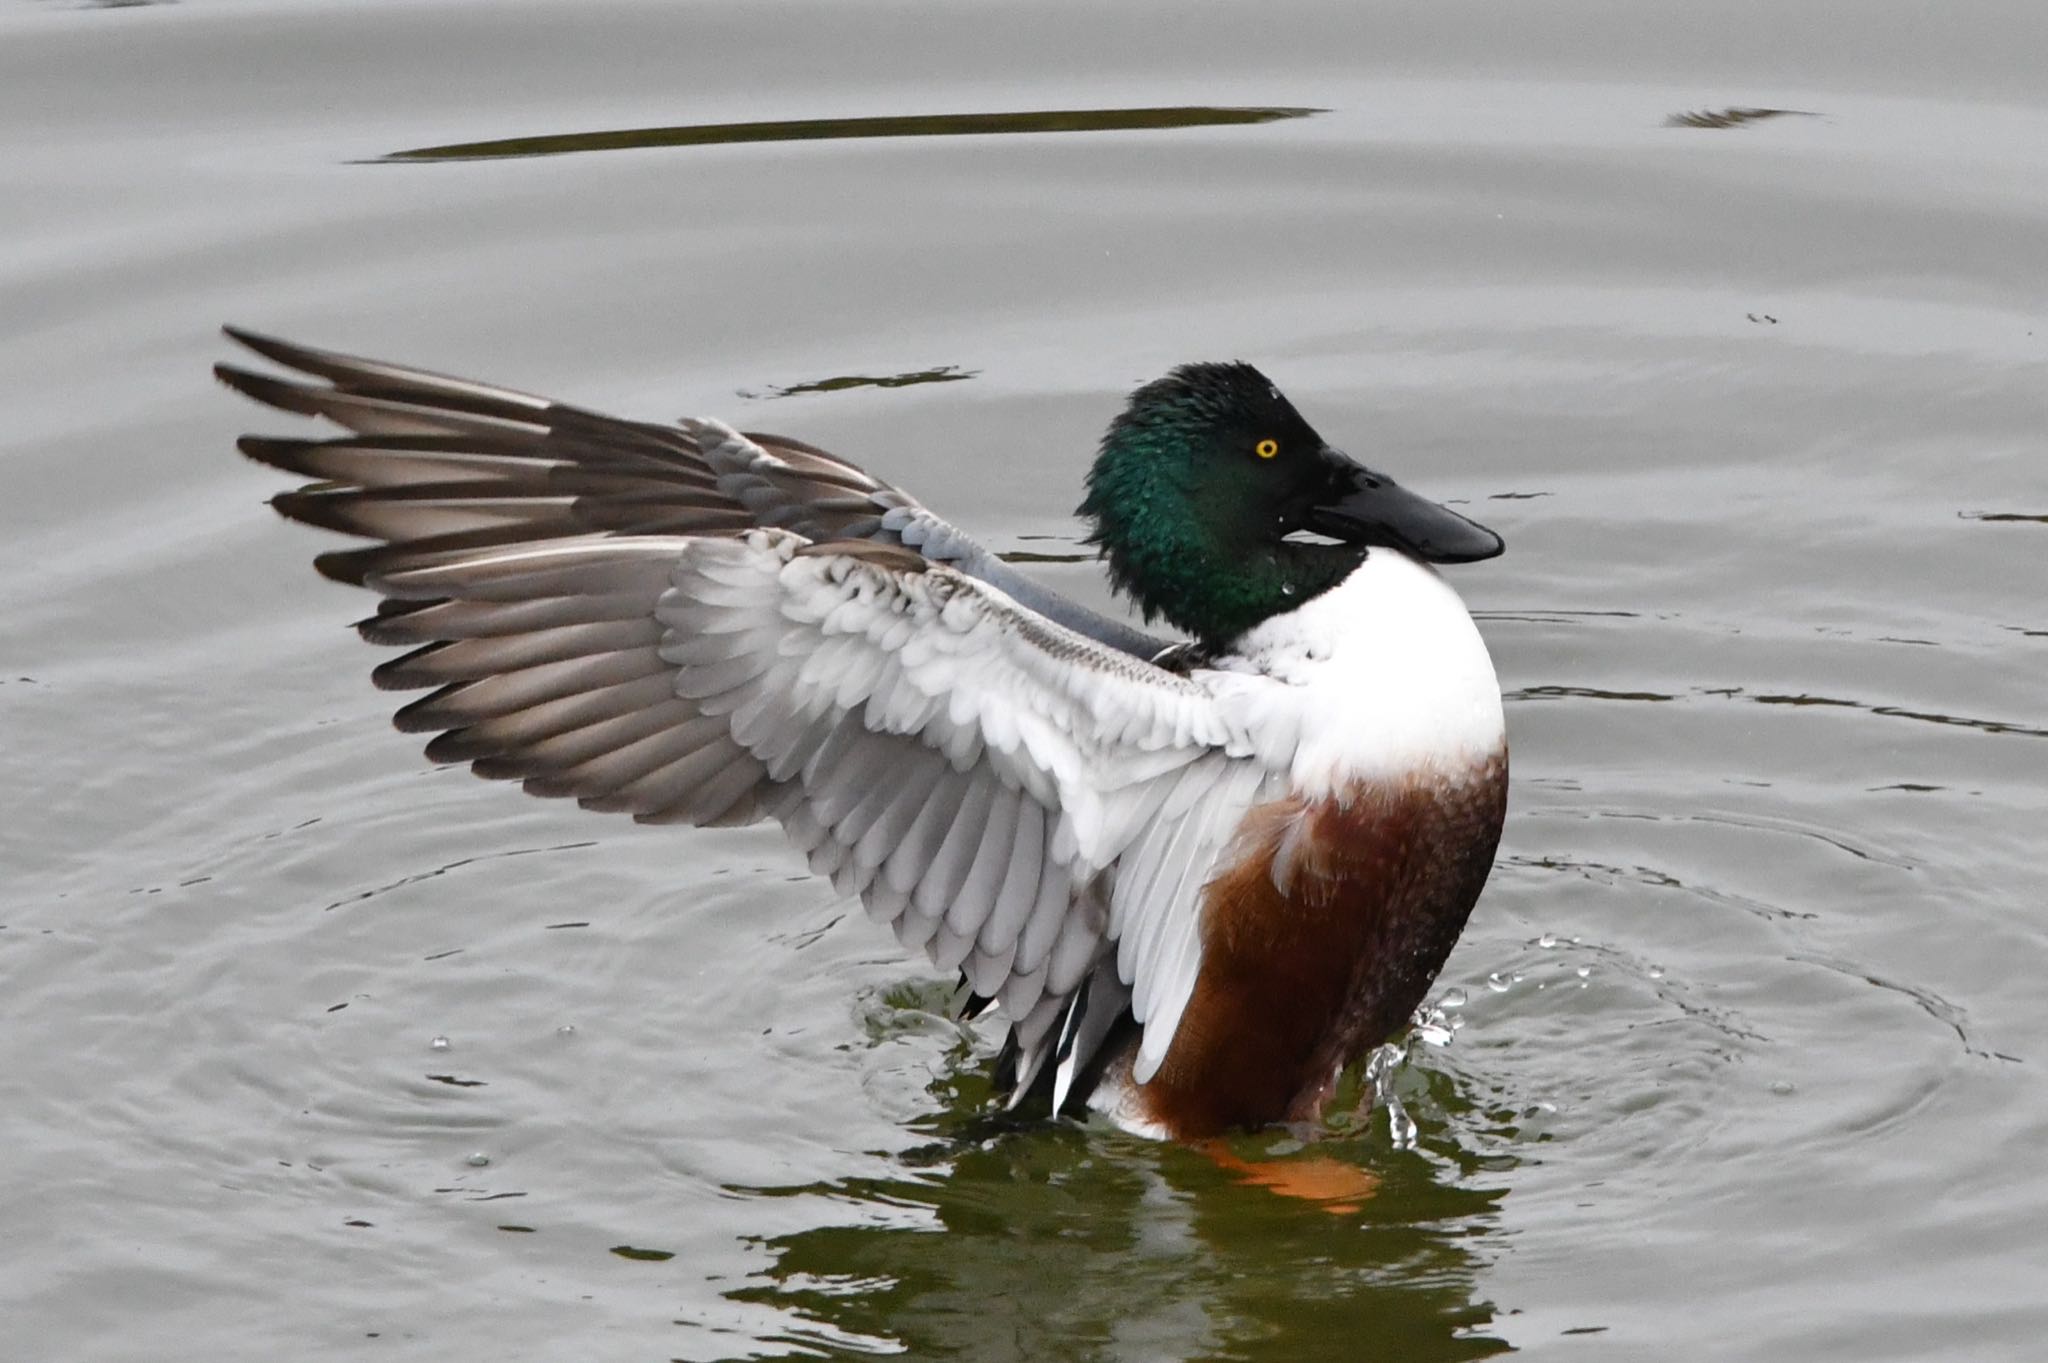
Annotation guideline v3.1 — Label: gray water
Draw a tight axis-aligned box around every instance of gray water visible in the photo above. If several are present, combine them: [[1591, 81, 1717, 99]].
[[4, 1, 2046, 1359]]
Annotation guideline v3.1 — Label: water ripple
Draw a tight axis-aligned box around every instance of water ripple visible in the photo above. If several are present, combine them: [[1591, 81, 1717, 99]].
[[1788, 951, 2022, 1064]]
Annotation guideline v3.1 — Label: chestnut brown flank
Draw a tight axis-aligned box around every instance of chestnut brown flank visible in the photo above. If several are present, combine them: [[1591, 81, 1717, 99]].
[[1137, 751, 1508, 1139]]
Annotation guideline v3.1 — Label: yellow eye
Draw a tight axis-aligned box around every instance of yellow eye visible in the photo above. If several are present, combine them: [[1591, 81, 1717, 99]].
[[1255, 438, 1279, 459]]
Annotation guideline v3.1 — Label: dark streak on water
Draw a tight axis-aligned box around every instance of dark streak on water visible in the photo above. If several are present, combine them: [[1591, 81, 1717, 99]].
[[997, 549, 1095, 564], [1510, 685, 1676, 702], [378, 105, 1323, 163], [742, 365, 978, 399], [1747, 692, 2048, 739], [1664, 106, 1821, 129], [320, 841, 601, 913]]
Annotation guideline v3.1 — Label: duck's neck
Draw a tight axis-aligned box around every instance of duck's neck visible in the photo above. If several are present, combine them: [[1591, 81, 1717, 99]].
[[1099, 524, 1365, 649]]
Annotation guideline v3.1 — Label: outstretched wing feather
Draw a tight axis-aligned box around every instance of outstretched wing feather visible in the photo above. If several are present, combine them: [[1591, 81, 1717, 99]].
[[221, 329, 1279, 1091]]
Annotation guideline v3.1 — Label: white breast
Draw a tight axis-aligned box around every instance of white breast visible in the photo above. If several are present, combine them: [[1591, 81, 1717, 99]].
[[1210, 550, 1505, 797]]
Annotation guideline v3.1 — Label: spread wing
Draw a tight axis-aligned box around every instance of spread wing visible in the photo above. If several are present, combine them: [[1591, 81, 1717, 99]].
[[215, 327, 1171, 656], [219, 330, 1277, 1100]]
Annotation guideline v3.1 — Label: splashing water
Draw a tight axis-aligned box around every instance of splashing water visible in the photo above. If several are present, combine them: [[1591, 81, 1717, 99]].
[[1358, 981, 1480, 1146], [1385, 1097, 1419, 1150], [1361, 1042, 1416, 1149], [1413, 1013, 1455, 1047], [1409, 984, 1469, 1049]]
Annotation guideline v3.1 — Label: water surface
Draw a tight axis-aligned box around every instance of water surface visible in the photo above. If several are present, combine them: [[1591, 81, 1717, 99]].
[[3, 1, 2045, 1359]]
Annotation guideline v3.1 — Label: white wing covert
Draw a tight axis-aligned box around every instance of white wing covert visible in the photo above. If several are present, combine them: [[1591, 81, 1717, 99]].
[[371, 518, 1285, 1091], [648, 525, 1284, 1088]]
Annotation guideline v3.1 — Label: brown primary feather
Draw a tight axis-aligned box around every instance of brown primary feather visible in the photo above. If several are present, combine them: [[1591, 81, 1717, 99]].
[[239, 436, 569, 487], [369, 618, 666, 689], [218, 363, 549, 439], [223, 324, 556, 409], [218, 329, 913, 596], [419, 673, 682, 765], [356, 593, 663, 645], [221, 325, 1173, 659]]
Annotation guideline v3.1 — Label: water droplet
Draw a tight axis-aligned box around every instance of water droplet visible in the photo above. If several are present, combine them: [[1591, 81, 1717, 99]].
[[1537, 932, 1557, 949], [1770, 1080, 1795, 1096], [1647, 965, 1666, 980], [556, 1024, 576, 1038], [1575, 966, 1591, 979], [465, 1152, 490, 1168], [1386, 1097, 1418, 1150], [1486, 972, 1510, 993], [1570, 936, 1582, 945], [429, 1036, 451, 1051], [1415, 1018, 1453, 1047], [1439, 987, 1468, 1009]]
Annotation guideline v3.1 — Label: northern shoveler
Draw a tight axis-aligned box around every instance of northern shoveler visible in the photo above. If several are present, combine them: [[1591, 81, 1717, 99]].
[[219, 328, 1508, 1142]]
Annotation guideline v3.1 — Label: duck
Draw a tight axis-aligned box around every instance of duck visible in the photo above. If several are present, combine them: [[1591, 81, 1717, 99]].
[[217, 327, 1508, 1143]]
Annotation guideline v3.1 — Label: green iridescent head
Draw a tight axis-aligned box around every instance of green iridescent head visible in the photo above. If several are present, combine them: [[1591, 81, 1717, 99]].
[[1077, 362, 1502, 648]]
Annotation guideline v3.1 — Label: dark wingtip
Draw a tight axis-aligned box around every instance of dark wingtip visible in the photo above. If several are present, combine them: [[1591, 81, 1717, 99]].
[[236, 434, 317, 475], [422, 729, 490, 764], [311, 545, 379, 586], [216, 362, 322, 416], [267, 488, 355, 536], [213, 360, 259, 394], [392, 684, 463, 734], [221, 324, 317, 374], [369, 643, 444, 692]]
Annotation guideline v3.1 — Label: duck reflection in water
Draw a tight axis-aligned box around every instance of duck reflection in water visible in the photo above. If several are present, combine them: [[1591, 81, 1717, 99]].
[[722, 1035, 1512, 1362]]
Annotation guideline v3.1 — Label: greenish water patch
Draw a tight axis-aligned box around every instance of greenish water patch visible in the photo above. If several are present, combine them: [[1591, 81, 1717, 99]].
[[377, 106, 1322, 163], [722, 1059, 1513, 1360]]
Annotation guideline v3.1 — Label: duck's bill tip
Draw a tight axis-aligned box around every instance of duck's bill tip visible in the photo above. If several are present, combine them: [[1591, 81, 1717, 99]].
[[1416, 516, 1505, 562], [1307, 466, 1505, 563]]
